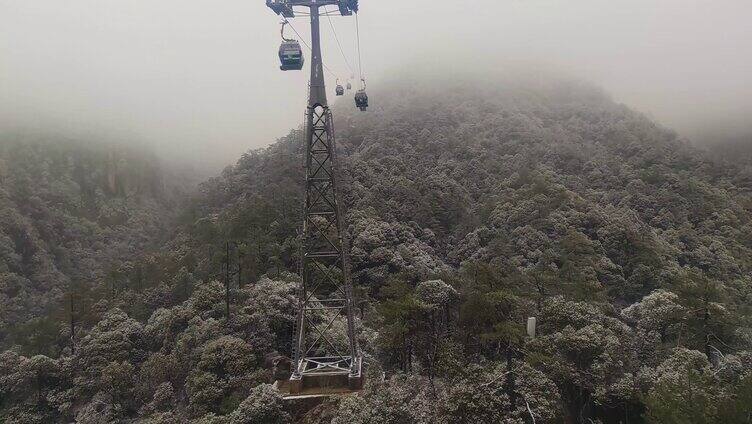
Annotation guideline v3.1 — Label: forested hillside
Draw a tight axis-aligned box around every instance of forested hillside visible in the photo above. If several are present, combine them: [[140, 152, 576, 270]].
[[1, 77, 752, 423], [0, 136, 179, 353]]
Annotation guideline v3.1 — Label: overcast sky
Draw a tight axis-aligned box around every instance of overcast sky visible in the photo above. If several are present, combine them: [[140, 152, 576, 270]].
[[1, 0, 751, 168]]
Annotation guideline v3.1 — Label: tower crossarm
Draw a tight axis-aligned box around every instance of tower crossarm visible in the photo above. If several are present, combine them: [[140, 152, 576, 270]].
[[266, 0, 358, 17]]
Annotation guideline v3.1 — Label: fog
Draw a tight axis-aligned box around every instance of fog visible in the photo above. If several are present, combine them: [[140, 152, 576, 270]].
[[1, 0, 751, 168]]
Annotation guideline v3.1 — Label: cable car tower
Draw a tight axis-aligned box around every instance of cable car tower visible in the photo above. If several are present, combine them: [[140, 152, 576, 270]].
[[265, 0, 363, 396]]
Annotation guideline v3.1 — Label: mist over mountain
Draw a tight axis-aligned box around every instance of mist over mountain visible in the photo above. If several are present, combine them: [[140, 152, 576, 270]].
[[1, 76, 752, 422], [3, 0, 752, 167]]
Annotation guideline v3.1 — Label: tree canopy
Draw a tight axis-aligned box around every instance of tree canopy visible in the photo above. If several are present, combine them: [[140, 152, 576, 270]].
[[1, 76, 752, 422]]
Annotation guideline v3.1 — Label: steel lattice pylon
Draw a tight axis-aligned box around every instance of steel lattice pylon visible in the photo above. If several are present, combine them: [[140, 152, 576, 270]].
[[292, 103, 361, 384], [266, 0, 362, 394]]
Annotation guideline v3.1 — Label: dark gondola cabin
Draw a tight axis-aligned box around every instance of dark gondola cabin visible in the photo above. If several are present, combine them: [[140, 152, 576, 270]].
[[336, 84, 345, 96], [279, 40, 304, 71], [355, 90, 368, 111], [346, 82, 352, 90]]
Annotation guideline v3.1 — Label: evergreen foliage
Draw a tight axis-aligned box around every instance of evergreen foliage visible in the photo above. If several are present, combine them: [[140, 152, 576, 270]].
[[1, 77, 752, 422]]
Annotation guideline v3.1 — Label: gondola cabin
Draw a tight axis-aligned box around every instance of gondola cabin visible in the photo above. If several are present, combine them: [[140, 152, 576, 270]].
[[355, 90, 368, 111], [336, 84, 345, 96], [279, 40, 304, 71]]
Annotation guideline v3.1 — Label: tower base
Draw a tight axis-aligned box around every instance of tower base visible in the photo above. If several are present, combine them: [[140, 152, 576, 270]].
[[276, 356, 363, 399]]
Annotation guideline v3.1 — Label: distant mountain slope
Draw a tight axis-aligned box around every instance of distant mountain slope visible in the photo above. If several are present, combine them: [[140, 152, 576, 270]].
[[704, 134, 752, 187], [0, 136, 177, 346]]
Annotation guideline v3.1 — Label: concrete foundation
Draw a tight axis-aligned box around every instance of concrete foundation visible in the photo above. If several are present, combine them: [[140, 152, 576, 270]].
[[289, 376, 303, 394], [277, 357, 364, 399], [348, 372, 364, 390]]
